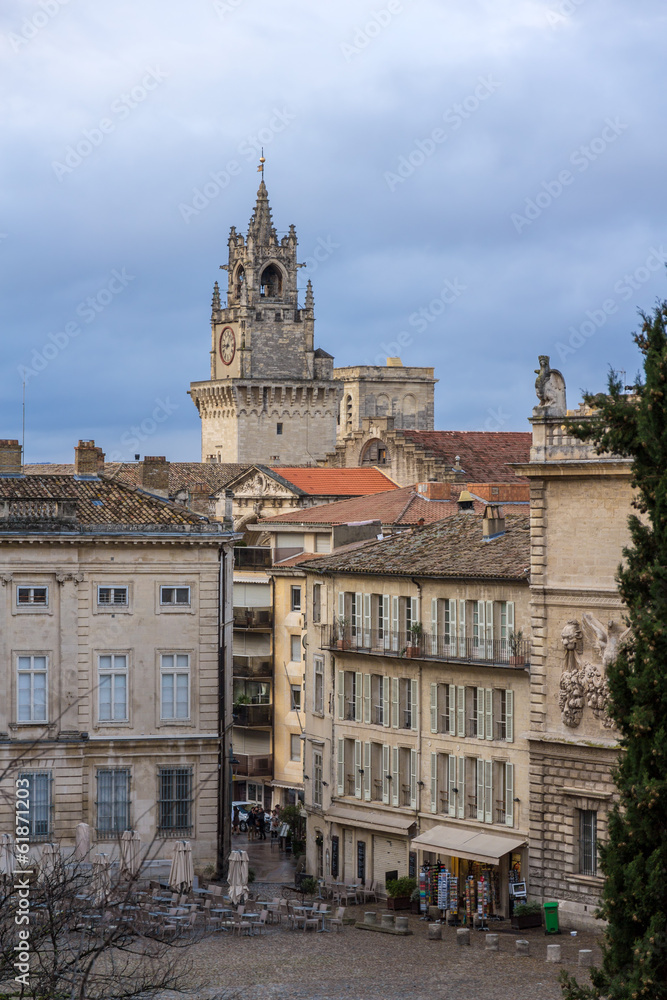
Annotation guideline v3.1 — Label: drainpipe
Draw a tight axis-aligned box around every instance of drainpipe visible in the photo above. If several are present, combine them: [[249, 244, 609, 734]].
[[216, 541, 233, 881], [411, 578, 423, 820]]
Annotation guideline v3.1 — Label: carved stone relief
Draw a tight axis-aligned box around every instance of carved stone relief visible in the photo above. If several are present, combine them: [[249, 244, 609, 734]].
[[558, 614, 630, 729]]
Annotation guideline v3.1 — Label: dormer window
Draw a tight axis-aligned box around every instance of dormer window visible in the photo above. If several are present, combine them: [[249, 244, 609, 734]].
[[259, 263, 282, 298]]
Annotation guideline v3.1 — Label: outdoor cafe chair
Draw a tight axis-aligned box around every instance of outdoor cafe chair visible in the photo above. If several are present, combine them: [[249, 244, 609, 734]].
[[249, 909, 268, 935], [303, 908, 320, 932], [232, 912, 252, 936], [360, 879, 378, 903], [326, 906, 346, 933]]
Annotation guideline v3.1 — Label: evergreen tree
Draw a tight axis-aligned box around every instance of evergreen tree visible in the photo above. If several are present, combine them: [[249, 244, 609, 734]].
[[561, 299, 667, 999]]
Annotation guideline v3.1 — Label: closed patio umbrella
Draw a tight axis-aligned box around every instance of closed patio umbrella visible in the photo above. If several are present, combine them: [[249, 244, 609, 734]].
[[74, 822, 91, 862], [120, 830, 141, 877], [169, 840, 193, 892], [0, 834, 14, 878], [227, 849, 248, 905], [91, 853, 111, 904], [39, 842, 60, 883]]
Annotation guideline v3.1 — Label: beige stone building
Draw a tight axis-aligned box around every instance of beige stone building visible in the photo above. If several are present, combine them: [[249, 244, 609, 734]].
[[0, 440, 236, 868], [516, 358, 632, 929], [300, 508, 533, 914], [334, 360, 436, 438]]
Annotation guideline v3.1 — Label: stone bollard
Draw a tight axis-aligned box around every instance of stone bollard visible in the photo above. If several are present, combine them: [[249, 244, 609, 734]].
[[485, 933, 499, 952], [516, 939, 530, 957], [547, 944, 562, 963], [395, 916, 409, 932], [579, 949, 593, 967], [457, 927, 471, 947], [428, 905, 441, 921], [381, 913, 395, 929], [364, 912, 377, 926], [428, 923, 442, 941]]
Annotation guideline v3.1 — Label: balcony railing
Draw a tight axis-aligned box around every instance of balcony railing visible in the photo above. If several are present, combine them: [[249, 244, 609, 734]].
[[232, 753, 273, 777], [234, 546, 272, 569], [320, 627, 530, 668], [233, 703, 273, 727], [233, 655, 272, 678], [233, 606, 273, 629]]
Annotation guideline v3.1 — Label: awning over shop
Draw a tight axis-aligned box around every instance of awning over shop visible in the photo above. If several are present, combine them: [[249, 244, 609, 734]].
[[327, 805, 416, 838], [410, 825, 527, 865], [269, 779, 304, 791]]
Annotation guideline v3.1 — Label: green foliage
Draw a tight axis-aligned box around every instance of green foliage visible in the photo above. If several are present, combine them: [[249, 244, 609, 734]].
[[508, 629, 524, 655], [301, 877, 318, 895], [513, 901, 542, 916], [386, 876, 417, 898], [248, 867, 256, 884], [561, 298, 667, 999]]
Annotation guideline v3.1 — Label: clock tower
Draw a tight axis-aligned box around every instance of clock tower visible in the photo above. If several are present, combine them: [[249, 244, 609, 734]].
[[189, 170, 342, 465]]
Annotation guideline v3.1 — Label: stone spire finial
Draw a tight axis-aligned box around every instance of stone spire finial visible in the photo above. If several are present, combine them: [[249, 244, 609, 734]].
[[211, 281, 221, 314], [305, 279, 314, 311], [247, 178, 274, 244]]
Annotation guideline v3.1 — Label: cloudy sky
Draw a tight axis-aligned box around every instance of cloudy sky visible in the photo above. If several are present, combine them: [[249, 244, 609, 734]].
[[2, 0, 666, 462]]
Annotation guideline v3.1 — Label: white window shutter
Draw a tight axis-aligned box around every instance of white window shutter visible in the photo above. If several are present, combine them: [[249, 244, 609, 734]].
[[449, 598, 457, 648], [363, 742, 371, 801], [363, 673, 371, 724], [410, 678, 419, 731], [410, 596, 419, 628], [484, 759, 493, 823], [430, 598, 438, 655], [338, 591, 345, 622], [448, 754, 457, 817], [337, 739, 344, 795], [486, 600, 494, 657], [457, 756, 465, 818], [337, 670, 345, 720], [506, 689, 514, 743], [354, 592, 362, 638], [363, 593, 372, 647], [354, 671, 362, 722], [476, 759, 485, 822], [485, 688, 493, 741], [391, 746, 399, 806], [458, 600, 466, 656], [457, 686, 465, 737], [505, 762, 514, 827], [410, 749, 418, 809], [448, 683, 456, 735], [391, 677, 399, 729], [354, 739, 362, 798], [391, 596, 399, 651], [477, 686, 485, 739], [430, 752, 438, 814], [507, 601, 515, 634], [430, 683, 438, 733], [382, 595, 390, 649], [382, 676, 390, 727], [382, 744, 390, 803]]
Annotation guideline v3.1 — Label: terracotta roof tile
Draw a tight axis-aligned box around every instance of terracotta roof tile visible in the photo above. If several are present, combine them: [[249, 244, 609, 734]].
[[25, 462, 248, 494], [402, 431, 531, 482], [302, 512, 530, 581], [268, 467, 398, 496]]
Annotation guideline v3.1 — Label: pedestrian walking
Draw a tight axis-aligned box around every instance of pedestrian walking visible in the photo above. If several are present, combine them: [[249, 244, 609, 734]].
[[270, 809, 280, 839], [247, 806, 256, 841], [232, 805, 240, 835], [257, 809, 267, 841]]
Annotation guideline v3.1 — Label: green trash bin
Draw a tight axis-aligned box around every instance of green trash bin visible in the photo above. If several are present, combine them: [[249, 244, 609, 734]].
[[543, 901, 560, 935]]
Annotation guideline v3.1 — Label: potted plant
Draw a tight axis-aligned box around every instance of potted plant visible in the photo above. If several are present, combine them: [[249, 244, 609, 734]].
[[406, 621, 424, 658], [410, 886, 421, 914], [508, 629, 525, 666], [336, 616, 351, 650], [511, 900, 542, 930], [385, 876, 417, 910]]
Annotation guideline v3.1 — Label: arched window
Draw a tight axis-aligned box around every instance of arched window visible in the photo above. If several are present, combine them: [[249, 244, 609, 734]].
[[345, 394, 353, 432], [235, 265, 245, 300], [376, 393, 391, 417], [402, 393, 417, 429], [259, 263, 283, 298], [361, 439, 391, 466]]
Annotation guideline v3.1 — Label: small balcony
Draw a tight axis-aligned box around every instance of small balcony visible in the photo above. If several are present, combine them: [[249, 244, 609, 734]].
[[233, 606, 273, 630], [232, 753, 273, 777], [233, 655, 272, 678], [233, 703, 273, 727], [320, 626, 530, 668], [234, 546, 272, 570]]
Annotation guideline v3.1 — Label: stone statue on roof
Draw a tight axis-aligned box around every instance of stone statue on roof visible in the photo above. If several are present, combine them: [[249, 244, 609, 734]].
[[534, 356, 567, 416]]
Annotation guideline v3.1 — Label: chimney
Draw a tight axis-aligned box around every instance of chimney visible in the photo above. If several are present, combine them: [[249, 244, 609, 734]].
[[483, 503, 506, 540], [74, 440, 105, 477], [416, 480, 451, 500], [141, 456, 170, 495], [0, 440, 22, 476], [457, 490, 475, 511]]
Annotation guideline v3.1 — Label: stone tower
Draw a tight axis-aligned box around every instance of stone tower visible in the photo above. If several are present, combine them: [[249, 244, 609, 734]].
[[189, 175, 342, 465]]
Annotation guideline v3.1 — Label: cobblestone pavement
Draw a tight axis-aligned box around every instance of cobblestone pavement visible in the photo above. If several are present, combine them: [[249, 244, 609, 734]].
[[185, 838, 603, 1000]]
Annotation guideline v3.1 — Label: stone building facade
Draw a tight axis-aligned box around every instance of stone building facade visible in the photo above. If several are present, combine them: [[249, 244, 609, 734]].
[[516, 359, 633, 929], [334, 361, 436, 438], [0, 440, 237, 869], [188, 178, 342, 466]]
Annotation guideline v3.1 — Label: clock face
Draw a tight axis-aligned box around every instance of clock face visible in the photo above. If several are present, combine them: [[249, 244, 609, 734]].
[[219, 327, 236, 366]]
